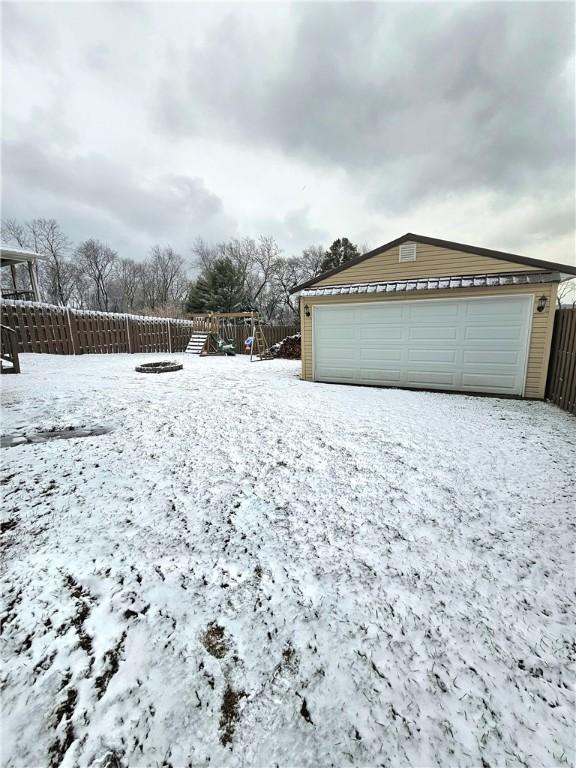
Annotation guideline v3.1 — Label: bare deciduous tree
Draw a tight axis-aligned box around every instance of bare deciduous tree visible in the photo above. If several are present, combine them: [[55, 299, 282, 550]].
[[272, 244, 326, 319], [557, 278, 576, 308], [140, 260, 158, 310], [2, 218, 30, 248], [149, 246, 187, 306], [68, 262, 92, 309], [300, 245, 325, 278], [115, 258, 141, 311], [191, 238, 219, 272], [77, 239, 117, 311], [27, 219, 73, 304], [2, 217, 74, 303]]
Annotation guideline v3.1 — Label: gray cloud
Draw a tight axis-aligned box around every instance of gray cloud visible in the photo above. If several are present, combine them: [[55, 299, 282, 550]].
[[3, 139, 233, 236], [2, 139, 237, 260], [156, 3, 574, 210], [253, 207, 329, 253], [1, 2, 574, 264], [2, 2, 58, 61]]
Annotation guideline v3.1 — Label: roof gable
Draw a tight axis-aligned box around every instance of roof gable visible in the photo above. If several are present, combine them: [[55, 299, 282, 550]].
[[291, 233, 576, 293]]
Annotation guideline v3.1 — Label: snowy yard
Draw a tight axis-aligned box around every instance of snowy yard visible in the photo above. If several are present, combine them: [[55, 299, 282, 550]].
[[1, 353, 575, 768]]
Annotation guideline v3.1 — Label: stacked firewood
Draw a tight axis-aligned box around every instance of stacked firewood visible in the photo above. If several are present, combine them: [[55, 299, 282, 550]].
[[267, 333, 301, 359]]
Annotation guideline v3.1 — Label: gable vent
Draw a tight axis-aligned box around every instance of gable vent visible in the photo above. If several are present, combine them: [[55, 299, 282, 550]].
[[399, 242, 417, 262]]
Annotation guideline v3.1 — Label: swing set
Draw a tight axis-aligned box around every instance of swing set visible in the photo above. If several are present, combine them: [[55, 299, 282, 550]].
[[185, 311, 272, 360]]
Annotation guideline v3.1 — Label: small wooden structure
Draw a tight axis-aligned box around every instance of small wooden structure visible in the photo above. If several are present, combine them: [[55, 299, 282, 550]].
[[185, 312, 264, 357], [186, 331, 210, 355], [185, 330, 235, 356], [1, 246, 46, 302], [249, 323, 273, 361], [1, 324, 20, 373]]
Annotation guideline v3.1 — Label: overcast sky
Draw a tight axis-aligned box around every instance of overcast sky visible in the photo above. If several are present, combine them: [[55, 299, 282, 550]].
[[2, 1, 575, 266]]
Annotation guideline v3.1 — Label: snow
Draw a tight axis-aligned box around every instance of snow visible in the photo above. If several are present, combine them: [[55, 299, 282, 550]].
[[1, 298, 195, 324], [299, 272, 552, 297], [1, 353, 575, 768]]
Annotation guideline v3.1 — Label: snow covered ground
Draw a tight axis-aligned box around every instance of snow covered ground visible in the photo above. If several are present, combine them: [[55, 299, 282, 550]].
[[1, 353, 575, 768]]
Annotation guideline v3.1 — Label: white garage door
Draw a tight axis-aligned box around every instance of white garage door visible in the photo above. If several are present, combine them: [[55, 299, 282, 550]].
[[313, 295, 533, 395]]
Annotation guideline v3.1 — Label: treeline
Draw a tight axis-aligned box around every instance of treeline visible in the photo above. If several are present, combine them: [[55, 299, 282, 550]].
[[186, 236, 361, 319], [1, 217, 361, 319], [1, 219, 187, 315]]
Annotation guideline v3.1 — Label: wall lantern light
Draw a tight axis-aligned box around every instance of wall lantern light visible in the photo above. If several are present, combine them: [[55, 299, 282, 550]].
[[536, 295, 548, 313], [304, 304, 311, 317]]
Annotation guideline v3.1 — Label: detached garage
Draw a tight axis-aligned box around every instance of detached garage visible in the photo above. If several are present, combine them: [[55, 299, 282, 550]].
[[292, 234, 576, 399]]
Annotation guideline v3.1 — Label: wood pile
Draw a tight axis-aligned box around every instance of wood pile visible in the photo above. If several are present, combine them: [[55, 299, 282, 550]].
[[267, 333, 301, 359]]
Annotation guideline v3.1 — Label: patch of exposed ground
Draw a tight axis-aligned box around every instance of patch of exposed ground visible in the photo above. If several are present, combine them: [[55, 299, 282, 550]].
[[299, 696, 313, 725], [48, 676, 78, 768], [64, 574, 95, 665], [95, 632, 128, 700], [220, 685, 247, 747], [202, 622, 228, 659]]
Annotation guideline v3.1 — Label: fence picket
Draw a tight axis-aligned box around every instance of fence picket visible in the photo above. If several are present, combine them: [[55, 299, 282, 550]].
[[546, 308, 576, 415], [560, 311, 576, 413], [12, 303, 24, 353]]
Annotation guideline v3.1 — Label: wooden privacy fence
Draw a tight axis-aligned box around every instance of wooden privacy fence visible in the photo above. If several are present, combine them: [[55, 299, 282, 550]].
[[0, 300, 298, 357], [546, 308, 576, 415], [0, 300, 198, 355]]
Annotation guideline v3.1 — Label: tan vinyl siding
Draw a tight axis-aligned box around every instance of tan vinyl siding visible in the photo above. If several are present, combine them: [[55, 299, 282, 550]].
[[300, 282, 558, 399], [314, 243, 540, 287]]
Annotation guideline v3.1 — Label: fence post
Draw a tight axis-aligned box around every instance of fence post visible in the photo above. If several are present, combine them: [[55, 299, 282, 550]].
[[133, 318, 141, 354], [126, 315, 132, 354], [66, 307, 77, 355], [15, 303, 27, 353]]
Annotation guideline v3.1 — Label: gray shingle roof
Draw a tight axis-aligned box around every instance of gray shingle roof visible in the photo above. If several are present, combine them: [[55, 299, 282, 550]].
[[299, 271, 559, 297]]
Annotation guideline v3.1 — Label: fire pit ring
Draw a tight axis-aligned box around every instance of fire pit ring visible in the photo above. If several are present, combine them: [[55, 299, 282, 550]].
[[135, 360, 183, 374]]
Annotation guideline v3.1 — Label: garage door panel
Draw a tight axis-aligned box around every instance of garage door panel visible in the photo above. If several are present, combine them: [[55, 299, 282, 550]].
[[317, 327, 356, 342], [464, 350, 521, 365], [316, 336, 356, 349], [462, 372, 518, 389], [405, 370, 456, 386], [408, 348, 457, 363], [359, 348, 403, 363], [320, 367, 402, 384], [355, 306, 403, 322], [464, 325, 525, 341], [409, 326, 459, 340], [359, 339, 404, 353], [464, 300, 530, 318], [319, 366, 360, 380], [408, 303, 460, 320], [360, 325, 403, 340], [359, 369, 402, 383], [313, 296, 531, 396]]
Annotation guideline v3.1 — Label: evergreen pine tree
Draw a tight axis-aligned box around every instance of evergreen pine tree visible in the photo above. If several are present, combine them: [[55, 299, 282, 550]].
[[186, 258, 250, 313], [320, 238, 360, 273]]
